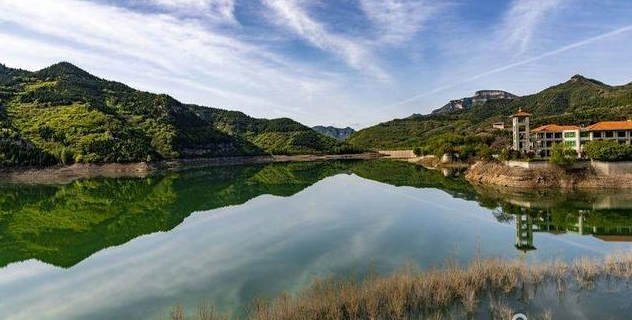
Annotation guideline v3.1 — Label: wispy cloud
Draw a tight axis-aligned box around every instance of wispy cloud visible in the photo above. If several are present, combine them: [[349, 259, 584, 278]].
[[0, 0, 347, 119], [139, 0, 237, 23], [358, 0, 442, 44], [370, 23, 632, 119], [501, 0, 571, 54], [261, 0, 389, 80]]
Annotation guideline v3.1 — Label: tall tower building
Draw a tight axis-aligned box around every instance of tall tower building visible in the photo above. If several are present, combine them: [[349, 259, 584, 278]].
[[511, 109, 531, 153]]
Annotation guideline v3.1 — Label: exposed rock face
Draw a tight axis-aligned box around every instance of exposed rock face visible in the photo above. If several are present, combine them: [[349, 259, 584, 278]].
[[465, 161, 632, 189], [312, 126, 356, 140], [431, 90, 517, 114]]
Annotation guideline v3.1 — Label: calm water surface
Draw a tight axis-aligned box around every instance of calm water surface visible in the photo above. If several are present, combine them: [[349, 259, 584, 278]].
[[1, 160, 632, 319]]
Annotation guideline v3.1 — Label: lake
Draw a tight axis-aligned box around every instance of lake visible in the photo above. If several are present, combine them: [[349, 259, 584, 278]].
[[1, 160, 632, 320]]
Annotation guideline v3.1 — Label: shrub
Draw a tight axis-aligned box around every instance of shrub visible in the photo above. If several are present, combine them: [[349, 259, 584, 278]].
[[475, 144, 492, 160], [59, 147, 74, 165], [549, 143, 576, 167], [412, 147, 422, 156]]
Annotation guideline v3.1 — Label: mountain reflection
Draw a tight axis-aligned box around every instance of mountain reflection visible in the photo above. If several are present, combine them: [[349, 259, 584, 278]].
[[2, 160, 632, 268]]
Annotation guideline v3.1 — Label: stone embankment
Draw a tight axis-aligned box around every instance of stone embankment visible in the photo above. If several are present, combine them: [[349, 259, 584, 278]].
[[466, 161, 632, 189]]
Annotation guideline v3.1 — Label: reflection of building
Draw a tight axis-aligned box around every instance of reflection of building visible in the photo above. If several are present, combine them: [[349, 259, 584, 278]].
[[515, 212, 536, 252], [510, 109, 632, 157], [500, 203, 632, 253]]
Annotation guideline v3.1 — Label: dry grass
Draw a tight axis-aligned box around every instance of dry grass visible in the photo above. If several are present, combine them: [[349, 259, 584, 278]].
[[170, 251, 632, 320]]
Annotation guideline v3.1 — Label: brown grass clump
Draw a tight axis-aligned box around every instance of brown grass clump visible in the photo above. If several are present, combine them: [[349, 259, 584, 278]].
[[171, 251, 632, 320]]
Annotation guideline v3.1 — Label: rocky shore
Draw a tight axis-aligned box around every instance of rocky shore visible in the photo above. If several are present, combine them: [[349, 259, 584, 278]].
[[465, 161, 632, 189]]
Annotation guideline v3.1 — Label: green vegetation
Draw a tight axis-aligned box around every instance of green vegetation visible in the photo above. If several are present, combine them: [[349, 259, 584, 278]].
[[0, 62, 355, 167], [0, 161, 355, 268], [3, 157, 632, 271], [584, 139, 632, 161], [416, 131, 507, 160], [549, 143, 577, 166], [190, 106, 360, 155], [349, 75, 632, 156]]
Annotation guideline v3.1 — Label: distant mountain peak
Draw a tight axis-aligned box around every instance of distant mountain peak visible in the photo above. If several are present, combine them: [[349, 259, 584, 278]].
[[431, 90, 517, 115], [312, 125, 356, 140]]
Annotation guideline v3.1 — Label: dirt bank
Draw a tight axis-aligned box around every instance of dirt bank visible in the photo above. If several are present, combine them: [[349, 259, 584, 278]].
[[466, 161, 632, 189], [0, 153, 380, 184]]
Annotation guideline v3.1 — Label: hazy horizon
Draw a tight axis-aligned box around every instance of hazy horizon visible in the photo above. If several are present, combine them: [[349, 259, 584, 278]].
[[2, 0, 632, 129]]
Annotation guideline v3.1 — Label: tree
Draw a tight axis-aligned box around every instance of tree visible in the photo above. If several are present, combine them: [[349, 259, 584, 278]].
[[584, 140, 632, 161], [549, 143, 576, 167]]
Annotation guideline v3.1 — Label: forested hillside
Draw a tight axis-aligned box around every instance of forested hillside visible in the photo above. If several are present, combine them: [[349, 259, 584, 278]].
[[349, 75, 632, 152], [0, 62, 354, 167], [190, 106, 358, 155]]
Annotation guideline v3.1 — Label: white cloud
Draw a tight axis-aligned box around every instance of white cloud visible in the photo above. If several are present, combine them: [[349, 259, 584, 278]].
[[0, 0, 349, 120], [139, 0, 237, 23], [501, 0, 571, 54], [261, 0, 389, 81], [358, 0, 441, 44]]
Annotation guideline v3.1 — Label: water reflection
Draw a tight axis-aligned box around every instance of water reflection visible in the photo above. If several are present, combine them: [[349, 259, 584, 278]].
[[473, 186, 632, 254], [0, 161, 353, 268], [1, 160, 632, 320]]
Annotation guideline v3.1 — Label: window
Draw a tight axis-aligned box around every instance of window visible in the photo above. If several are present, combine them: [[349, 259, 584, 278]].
[[546, 133, 552, 139], [565, 141, 576, 147], [580, 131, 589, 138], [618, 131, 627, 138], [564, 132, 576, 138], [554, 132, 562, 139], [605, 131, 614, 138]]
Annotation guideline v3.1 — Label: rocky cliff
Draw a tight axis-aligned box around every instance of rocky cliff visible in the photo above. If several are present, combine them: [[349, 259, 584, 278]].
[[432, 90, 517, 114]]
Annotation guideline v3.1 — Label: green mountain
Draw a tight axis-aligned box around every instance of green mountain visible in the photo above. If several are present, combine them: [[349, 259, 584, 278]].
[[0, 62, 353, 167], [190, 106, 359, 155], [349, 75, 632, 150]]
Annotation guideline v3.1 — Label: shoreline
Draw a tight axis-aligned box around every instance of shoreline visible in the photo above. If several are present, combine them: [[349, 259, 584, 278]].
[[0, 152, 381, 184], [465, 161, 632, 189]]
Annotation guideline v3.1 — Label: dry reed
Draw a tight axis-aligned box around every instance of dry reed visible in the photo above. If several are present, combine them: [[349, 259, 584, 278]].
[[171, 251, 632, 320]]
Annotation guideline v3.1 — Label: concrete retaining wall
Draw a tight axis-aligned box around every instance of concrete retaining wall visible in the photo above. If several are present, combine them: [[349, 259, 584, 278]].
[[591, 161, 632, 175], [378, 150, 415, 159], [504, 161, 590, 170]]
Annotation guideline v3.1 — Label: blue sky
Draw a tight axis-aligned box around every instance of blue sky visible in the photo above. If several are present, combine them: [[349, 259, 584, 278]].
[[1, 0, 632, 128]]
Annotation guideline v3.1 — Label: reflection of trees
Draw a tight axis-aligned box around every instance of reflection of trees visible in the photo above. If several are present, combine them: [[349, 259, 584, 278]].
[[3, 158, 632, 266], [0, 161, 354, 268]]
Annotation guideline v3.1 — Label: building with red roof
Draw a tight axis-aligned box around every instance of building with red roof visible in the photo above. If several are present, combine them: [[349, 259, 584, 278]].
[[510, 109, 632, 157]]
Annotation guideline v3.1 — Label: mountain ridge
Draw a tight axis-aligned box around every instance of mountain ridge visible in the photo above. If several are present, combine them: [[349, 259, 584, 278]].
[[0, 62, 356, 167], [348, 75, 632, 150]]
